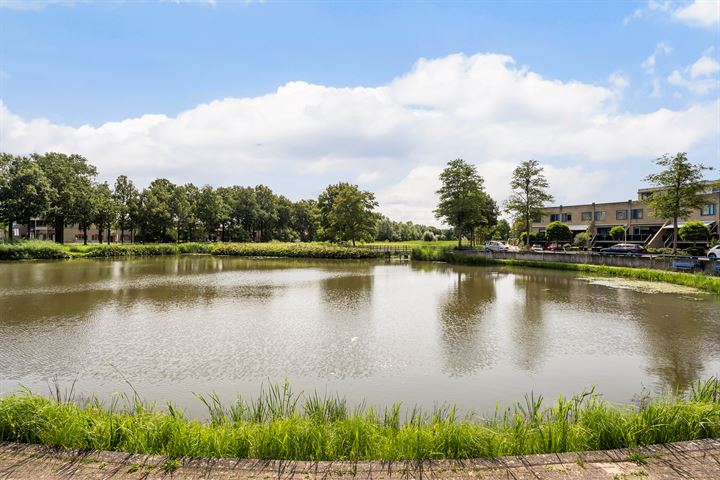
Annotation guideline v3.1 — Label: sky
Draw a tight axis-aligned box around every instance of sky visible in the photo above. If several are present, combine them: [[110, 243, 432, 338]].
[[0, 0, 719, 226]]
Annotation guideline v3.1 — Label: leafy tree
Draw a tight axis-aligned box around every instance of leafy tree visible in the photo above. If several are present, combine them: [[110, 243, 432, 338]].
[[504, 159, 554, 248], [0, 154, 52, 241], [375, 216, 396, 242], [422, 230, 436, 242], [545, 221, 572, 243], [93, 182, 117, 244], [113, 175, 139, 243], [254, 185, 279, 242], [291, 199, 321, 242], [170, 183, 200, 242], [491, 219, 511, 241], [195, 185, 229, 241], [36, 153, 97, 243], [678, 221, 711, 247], [321, 183, 378, 246], [573, 231, 591, 248], [609, 225, 626, 241], [434, 159, 491, 248], [644, 152, 715, 254], [139, 179, 176, 242], [70, 177, 97, 245]]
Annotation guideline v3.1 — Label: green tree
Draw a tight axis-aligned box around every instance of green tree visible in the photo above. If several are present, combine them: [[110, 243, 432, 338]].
[[0, 154, 52, 241], [291, 199, 321, 242], [434, 159, 491, 248], [113, 175, 139, 243], [545, 221, 572, 243], [139, 179, 176, 242], [70, 177, 97, 245], [93, 182, 117, 244], [504, 159, 554, 248], [36, 153, 97, 243], [196, 185, 229, 241], [321, 183, 378, 246], [678, 221, 711, 248], [644, 152, 715, 254], [609, 225, 626, 241], [491, 219, 511, 241], [254, 185, 279, 242]]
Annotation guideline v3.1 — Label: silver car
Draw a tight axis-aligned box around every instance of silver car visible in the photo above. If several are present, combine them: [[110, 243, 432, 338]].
[[484, 241, 509, 252]]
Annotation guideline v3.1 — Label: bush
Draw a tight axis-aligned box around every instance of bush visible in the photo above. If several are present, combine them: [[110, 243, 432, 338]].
[[211, 243, 384, 259], [609, 226, 626, 241], [422, 231, 436, 242], [0, 241, 68, 260], [545, 221, 572, 242]]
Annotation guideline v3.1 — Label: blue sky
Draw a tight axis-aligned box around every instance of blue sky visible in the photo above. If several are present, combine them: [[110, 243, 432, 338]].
[[1, 0, 718, 224]]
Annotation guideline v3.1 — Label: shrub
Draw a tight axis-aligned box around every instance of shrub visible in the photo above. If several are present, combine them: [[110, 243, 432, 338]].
[[0, 241, 68, 260], [422, 231, 436, 242], [545, 221, 572, 242], [610, 226, 626, 241]]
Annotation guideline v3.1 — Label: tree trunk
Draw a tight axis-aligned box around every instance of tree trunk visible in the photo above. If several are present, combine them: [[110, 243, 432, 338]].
[[526, 209, 531, 248], [107, 227, 111, 244], [99, 225, 104, 244], [7, 219, 12, 243], [83, 226, 88, 245], [120, 227, 125, 244], [55, 217, 65, 244], [672, 216, 678, 254], [457, 233, 462, 248], [27, 220, 32, 240]]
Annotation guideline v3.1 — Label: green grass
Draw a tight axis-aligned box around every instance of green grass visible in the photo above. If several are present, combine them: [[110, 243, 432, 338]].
[[411, 247, 720, 294], [368, 240, 459, 248], [0, 379, 718, 461], [0, 241, 383, 261]]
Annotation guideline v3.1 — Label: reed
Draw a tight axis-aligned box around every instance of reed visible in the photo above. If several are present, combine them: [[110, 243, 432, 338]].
[[0, 379, 718, 461]]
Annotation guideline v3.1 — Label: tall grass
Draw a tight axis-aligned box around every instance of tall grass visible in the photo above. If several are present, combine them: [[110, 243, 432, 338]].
[[0, 240, 69, 260], [211, 243, 383, 259], [0, 379, 718, 460], [411, 247, 720, 294]]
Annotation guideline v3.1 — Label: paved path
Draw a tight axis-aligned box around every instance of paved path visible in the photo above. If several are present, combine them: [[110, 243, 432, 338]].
[[1, 439, 719, 479]]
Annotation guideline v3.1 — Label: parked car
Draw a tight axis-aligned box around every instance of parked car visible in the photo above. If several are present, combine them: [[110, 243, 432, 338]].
[[484, 241, 509, 252], [708, 245, 720, 259], [531, 244, 543, 252], [599, 243, 646, 255], [546, 243, 562, 251]]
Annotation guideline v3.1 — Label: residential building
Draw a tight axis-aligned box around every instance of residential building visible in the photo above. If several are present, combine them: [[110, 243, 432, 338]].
[[531, 181, 720, 248]]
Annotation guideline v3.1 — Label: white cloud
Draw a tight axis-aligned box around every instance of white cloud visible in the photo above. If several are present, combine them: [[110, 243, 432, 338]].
[[642, 42, 672, 75], [0, 0, 224, 10], [1, 52, 718, 225], [624, 1, 720, 28], [673, 0, 720, 27], [609, 71, 631, 90], [667, 51, 720, 94]]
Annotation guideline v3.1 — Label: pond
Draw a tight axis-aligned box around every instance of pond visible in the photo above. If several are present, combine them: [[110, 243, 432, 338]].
[[1, 256, 718, 417]]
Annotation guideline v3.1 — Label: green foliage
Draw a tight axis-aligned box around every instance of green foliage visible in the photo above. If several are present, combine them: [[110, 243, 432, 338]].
[[435, 159, 495, 247], [644, 153, 715, 253], [491, 219, 511, 241], [573, 231, 591, 247], [678, 221, 711, 243], [545, 221, 572, 242], [504, 160, 554, 247], [319, 183, 378, 246], [211, 243, 383, 259], [421, 231, 435, 242], [0, 379, 718, 461], [610, 226, 626, 241], [0, 240, 69, 260], [519, 232, 537, 246], [0, 154, 53, 241]]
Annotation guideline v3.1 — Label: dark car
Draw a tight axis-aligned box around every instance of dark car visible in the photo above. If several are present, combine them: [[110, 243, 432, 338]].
[[599, 243, 646, 255]]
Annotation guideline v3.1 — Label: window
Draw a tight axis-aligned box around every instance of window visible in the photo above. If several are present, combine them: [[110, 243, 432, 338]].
[[713, 187, 720, 193], [701, 203, 717, 216], [562, 213, 572, 222], [616, 210, 628, 220], [631, 208, 643, 220], [595, 211, 606, 221], [550, 214, 560, 222], [581, 211, 592, 221]]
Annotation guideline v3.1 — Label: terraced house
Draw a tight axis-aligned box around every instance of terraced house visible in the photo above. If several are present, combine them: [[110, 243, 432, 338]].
[[532, 180, 720, 249]]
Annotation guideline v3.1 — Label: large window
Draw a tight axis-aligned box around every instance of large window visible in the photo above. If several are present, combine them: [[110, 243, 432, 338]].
[[631, 208, 643, 220], [701, 203, 717, 216], [581, 211, 592, 221], [562, 213, 572, 222], [616, 210, 628, 220], [550, 214, 560, 222], [595, 211, 606, 221]]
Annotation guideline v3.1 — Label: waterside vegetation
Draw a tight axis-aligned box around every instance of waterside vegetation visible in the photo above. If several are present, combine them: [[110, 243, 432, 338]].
[[0, 379, 718, 461], [411, 246, 720, 294]]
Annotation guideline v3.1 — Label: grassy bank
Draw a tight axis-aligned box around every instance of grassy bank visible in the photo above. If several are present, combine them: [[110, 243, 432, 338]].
[[411, 246, 720, 294], [0, 241, 384, 261], [0, 379, 718, 461]]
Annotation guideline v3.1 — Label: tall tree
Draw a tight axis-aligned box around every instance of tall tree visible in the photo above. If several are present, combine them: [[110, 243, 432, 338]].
[[196, 185, 229, 241], [504, 160, 554, 248], [36, 153, 97, 243], [113, 175, 139, 243], [0, 154, 53, 241], [291, 199, 320, 242], [644, 152, 714, 254], [70, 177, 96, 245], [321, 183, 378, 246], [93, 182, 118, 244], [434, 159, 490, 248], [139, 179, 175, 242]]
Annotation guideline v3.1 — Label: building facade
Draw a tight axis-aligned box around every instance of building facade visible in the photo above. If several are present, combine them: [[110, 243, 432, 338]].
[[531, 181, 720, 248]]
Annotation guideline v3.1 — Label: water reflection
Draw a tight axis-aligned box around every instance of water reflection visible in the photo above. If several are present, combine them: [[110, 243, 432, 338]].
[[1, 258, 718, 415]]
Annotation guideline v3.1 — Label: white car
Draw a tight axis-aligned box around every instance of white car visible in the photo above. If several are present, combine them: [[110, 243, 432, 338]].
[[708, 245, 720, 259], [531, 244, 543, 252], [484, 241, 509, 252]]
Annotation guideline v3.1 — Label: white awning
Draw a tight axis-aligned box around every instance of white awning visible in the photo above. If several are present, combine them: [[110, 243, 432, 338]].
[[567, 224, 591, 230], [661, 221, 715, 229]]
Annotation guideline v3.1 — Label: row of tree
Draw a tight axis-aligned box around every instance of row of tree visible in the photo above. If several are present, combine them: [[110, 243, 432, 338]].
[[0, 153, 386, 245]]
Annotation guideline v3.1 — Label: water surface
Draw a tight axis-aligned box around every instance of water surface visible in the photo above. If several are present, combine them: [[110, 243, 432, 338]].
[[1, 256, 718, 416]]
